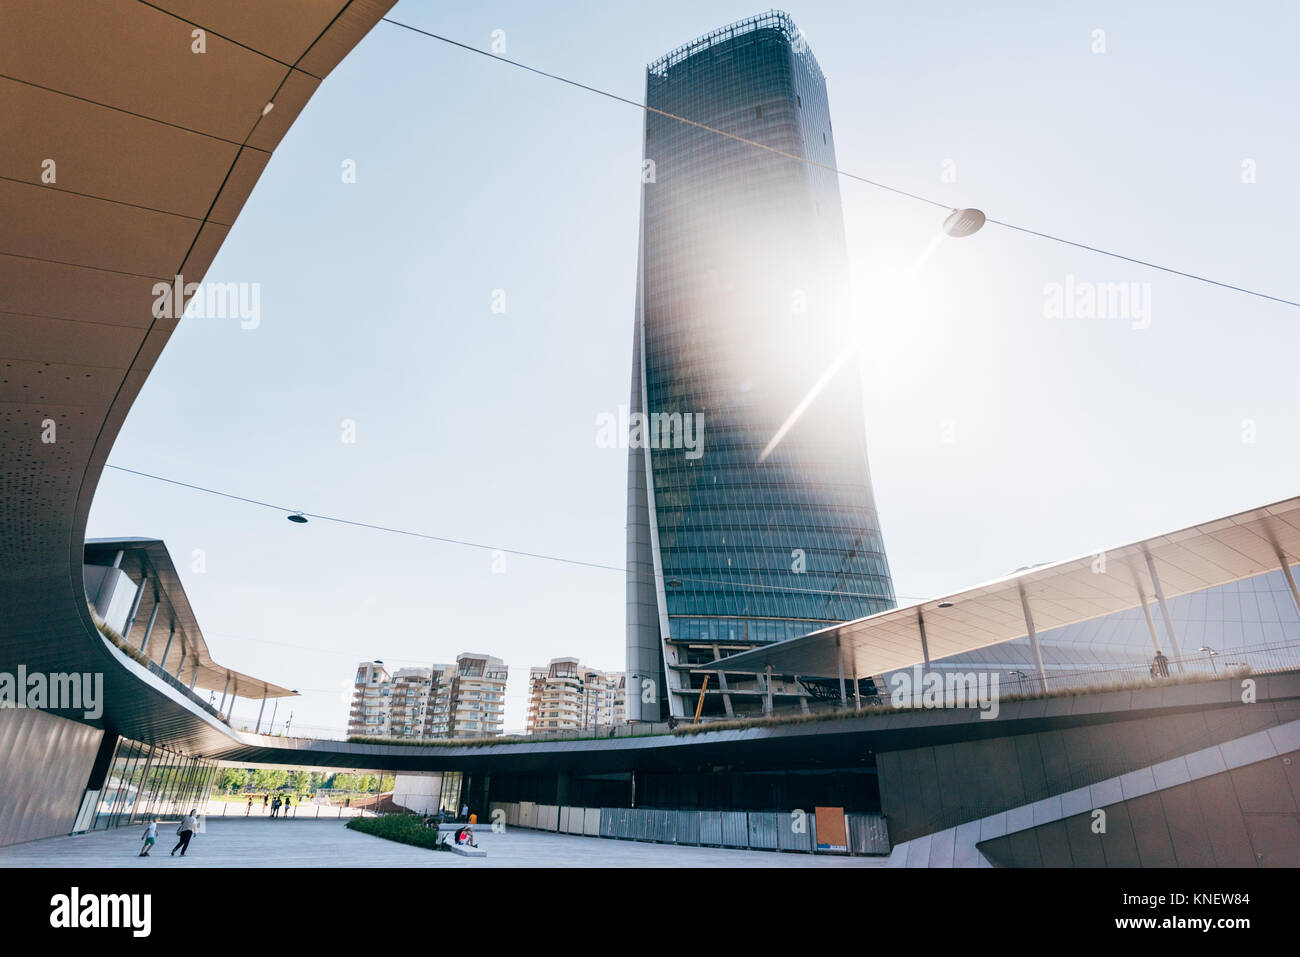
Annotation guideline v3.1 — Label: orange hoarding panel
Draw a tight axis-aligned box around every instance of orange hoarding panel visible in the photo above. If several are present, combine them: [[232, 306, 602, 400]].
[[815, 805, 847, 851]]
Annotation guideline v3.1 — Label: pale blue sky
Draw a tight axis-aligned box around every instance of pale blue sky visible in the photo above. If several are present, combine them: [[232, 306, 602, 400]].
[[88, 1, 1300, 733]]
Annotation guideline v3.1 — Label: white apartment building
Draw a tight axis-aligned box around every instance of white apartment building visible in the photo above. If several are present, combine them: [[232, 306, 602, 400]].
[[348, 653, 507, 739], [526, 657, 626, 733]]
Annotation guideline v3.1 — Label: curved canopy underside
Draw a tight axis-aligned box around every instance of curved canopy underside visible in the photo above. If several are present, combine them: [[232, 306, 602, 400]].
[[0, 0, 395, 755]]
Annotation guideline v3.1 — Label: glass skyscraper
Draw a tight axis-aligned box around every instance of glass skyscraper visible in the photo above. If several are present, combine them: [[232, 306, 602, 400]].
[[626, 12, 895, 720]]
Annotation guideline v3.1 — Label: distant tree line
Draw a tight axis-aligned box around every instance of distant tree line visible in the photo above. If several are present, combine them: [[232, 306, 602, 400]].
[[215, 769, 395, 795]]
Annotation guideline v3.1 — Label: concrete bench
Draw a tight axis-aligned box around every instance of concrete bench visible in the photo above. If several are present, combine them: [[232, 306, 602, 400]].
[[442, 843, 487, 858]]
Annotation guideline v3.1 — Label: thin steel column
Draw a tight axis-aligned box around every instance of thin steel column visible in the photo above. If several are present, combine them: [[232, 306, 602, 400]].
[[139, 599, 160, 653], [1144, 550, 1184, 672], [92, 550, 126, 608], [160, 624, 175, 672], [128, 747, 155, 824], [218, 672, 231, 714], [1275, 546, 1300, 617], [836, 636, 847, 708], [917, 607, 931, 667], [189, 661, 199, 690], [269, 698, 279, 734], [255, 689, 268, 733], [763, 665, 774, 716], [1017, 583, 1049, 693], [121, 571, 148, 643], [852, 646, 861, 710], [1135, 580, 1163, 653]]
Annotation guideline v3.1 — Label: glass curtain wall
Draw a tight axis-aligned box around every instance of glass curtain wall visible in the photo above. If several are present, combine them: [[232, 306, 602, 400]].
[[90, 737, 218, 830]]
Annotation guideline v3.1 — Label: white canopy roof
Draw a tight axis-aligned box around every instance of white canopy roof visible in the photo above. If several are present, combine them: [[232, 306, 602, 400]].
[[708, 494, 1300, 678]]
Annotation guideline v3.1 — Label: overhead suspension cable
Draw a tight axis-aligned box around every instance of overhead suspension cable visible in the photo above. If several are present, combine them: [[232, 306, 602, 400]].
[[104, 464, 917, 603], [380, 16, 1299, 310]]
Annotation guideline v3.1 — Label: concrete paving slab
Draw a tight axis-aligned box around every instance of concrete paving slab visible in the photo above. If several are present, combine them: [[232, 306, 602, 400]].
[[0, 818, 887, 868]]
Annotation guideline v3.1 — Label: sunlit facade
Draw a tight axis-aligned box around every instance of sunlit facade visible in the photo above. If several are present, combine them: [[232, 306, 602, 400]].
[[526, 658, 627, 733], [626, 12, 895, 720], [348, 654, 507, 739]]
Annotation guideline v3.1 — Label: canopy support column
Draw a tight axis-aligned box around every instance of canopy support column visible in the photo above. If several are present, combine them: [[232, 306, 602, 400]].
[[851, 646, 861, 710], [1144, 549, 1184, 672], [160, 624, 175, 672], [121, 571, 148, 644], [1017, 583, 1049, 693], [836, 636, 847, 709], [917, 607, 931, 668], [1276, 546, 1300, 618], [1135, 579, 1163, 653], [140, 599, 160, 654]]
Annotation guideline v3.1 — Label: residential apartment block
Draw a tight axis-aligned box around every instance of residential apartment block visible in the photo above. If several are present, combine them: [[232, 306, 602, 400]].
[[526, 657, 626, 733], [348, 652, 507, 739]]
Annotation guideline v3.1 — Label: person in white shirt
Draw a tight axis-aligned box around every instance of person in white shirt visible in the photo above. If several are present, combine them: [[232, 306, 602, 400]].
[[139, 820, 157, 857], [171, 810, 198, 857]]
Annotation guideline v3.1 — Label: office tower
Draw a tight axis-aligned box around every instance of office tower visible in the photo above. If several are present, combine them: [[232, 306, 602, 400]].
[[626, 12, 895, 720]]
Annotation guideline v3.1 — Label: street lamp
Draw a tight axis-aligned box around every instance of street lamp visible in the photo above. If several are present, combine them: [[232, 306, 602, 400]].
[[942, 208, 986, 238], [1198, 646, 1219, 675]]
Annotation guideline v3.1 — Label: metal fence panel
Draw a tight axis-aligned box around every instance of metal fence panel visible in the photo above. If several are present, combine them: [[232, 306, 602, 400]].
[[675, 810, 700, 845], [519, 801, 535, 829], [720, 810, 748, 848], [777, 810, 812, 852], [599, 805, 625, 838], [747, 811, 779, 849], [583, 807, 600, 836], [629, 807, 652, 841], [699, 811, 722, 846], [536, 804, 559, 831], [847, 813, 891, 854], [567, 807, 585, 835], [654, 808, 677, 843]]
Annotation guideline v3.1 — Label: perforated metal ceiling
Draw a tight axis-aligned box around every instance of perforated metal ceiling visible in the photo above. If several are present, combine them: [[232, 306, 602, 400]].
[[0, 0, 394, 756]]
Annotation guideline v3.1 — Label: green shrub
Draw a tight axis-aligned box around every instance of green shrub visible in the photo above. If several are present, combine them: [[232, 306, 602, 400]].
[[346, 814, 441, 850]]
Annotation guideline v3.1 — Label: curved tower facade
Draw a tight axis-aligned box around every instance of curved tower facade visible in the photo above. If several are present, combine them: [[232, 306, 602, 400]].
[[626, 12, 896, 720]]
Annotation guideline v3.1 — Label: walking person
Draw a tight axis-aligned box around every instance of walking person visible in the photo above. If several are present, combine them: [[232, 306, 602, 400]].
[[283, 794, 292, 818], [1154, 650, 1170, 678], [246, 795, 253, 815], [171, 810, 198, 857], [139, 820, 157, 857], [271, 795, 281, 819]]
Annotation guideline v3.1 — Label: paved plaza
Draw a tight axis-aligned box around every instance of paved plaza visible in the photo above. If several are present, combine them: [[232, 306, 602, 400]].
[[0, 818, 887, 868]]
